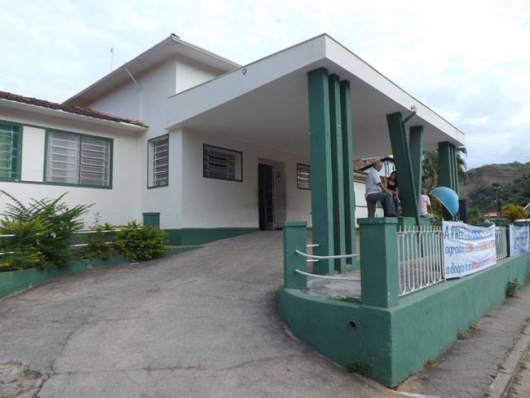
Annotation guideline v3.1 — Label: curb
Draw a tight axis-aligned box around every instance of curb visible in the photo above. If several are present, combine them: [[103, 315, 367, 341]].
[[489, 321, 530, 398]]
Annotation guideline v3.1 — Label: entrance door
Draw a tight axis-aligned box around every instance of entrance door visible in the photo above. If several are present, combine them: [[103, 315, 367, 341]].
[[258, 164, 275, 230]]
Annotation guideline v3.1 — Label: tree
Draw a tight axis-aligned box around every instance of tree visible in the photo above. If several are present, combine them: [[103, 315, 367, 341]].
[[467, 208, 483, 225], [422, 147, 467, 192], [501, 204, 528, 222]]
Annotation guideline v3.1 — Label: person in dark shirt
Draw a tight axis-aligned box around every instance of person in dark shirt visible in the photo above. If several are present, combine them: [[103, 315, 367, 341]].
[[385, 171, 399, 215]]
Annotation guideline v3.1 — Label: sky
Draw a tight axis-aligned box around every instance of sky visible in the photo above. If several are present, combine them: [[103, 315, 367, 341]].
[[1, 0, 529, 169]]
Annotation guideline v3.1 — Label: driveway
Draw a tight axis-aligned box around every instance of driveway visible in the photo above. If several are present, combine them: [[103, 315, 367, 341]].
[[0, 231, 396, 398]]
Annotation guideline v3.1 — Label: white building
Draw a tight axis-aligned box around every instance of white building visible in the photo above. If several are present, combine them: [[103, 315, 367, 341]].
[[0, 34, 464, 245]]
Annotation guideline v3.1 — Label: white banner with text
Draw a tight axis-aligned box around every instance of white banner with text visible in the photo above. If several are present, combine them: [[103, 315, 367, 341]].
[[509, 225, 530, 258], [442, 221, 497, 279]]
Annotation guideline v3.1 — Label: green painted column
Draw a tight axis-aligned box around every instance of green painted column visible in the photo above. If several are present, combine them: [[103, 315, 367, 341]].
[[409, 125, 424, 205], [308, 68, 334, 274], [438, 141, 458, 220], [340, 80, 356, 267], [358, 218, 399, 308], [283, 222, 308, 289], [438, 141, 454, 189], [386, 112, 419, 221], [453, 145, 460, 195], [329, 74, 346, 272]]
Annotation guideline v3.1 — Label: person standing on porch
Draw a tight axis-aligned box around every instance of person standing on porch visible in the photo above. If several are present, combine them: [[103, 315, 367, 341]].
[[385, 171, 400, 215], [365, 160, 398, 217], [420, 189, 434, 218]]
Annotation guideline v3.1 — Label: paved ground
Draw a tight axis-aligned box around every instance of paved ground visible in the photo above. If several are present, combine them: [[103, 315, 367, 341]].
[[0, 231, 397, 398], [397, 282, 530, 398]]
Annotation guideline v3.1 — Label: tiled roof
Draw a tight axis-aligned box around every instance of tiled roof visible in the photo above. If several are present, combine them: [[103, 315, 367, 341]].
[[354, 156, 394, 173], [0, 91, 147, 128]]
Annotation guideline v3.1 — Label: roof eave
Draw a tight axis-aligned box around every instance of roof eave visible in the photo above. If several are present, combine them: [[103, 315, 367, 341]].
[[0, 99, 148, 132], [63, 34, 240, 106]]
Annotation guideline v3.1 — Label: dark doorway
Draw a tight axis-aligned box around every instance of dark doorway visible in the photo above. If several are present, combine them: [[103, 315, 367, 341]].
[[258, 163, 275, 230]]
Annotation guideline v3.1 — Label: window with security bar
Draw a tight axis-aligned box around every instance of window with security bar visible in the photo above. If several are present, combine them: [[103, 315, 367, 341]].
[[203, 145, 242, 182], [0, 123, 21, 181], [45, 131, 111, 187], [297, 163, 310, 190], [148, 135, 169, 188]]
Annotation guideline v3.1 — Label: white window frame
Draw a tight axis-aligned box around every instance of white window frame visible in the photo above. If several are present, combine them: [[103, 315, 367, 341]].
[[148, 135, 169, 188]]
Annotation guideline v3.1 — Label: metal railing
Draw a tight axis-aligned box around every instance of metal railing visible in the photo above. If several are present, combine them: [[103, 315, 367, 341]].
[[495, 226, 508, 260], [0, 230, 117, 255], [397, 225, 444, 296], [294, 243, 360, 280]]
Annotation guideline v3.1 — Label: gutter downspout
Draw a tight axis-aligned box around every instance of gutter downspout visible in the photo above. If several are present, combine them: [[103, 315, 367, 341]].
[[125, 67, 142, 121]]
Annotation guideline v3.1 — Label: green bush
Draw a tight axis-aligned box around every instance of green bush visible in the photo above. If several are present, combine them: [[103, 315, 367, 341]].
[[0, 219, 44, 271], [0, 191, 91, 269], [80, 223, 117, 260], [114, 221, 167, 261]]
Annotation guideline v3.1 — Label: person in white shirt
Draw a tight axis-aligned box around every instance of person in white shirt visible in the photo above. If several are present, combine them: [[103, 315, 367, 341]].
[[365, 160, 398, 217]]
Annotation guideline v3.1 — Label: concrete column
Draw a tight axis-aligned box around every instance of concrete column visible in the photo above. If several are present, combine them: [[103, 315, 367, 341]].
[[438, 141, 458, 220], [329, 74, 346, 272], [387, 112, 420, 221], [283, 222, 308, 289], [308, 68, 334, 274], [409, 125, 424, 197], [340, 80, 357, 268], [358, 218, 399, 308]]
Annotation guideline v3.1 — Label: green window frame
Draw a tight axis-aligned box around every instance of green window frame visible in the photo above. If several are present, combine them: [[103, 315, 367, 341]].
[[148, 135, 169, 188], [45, 130, 112, 188], [297, 163, 310, 190], [0, 122, 22, 181], [203, 144, 243, 182]]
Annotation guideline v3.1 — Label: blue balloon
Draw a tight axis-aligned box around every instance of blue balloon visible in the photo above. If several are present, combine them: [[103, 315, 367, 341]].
[[430, 187, 459, 216]]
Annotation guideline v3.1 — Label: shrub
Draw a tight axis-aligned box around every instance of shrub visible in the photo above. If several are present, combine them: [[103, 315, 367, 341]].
[[0, 219, 44, 271], [506, 278, 521, 298], [502, 204, 528, 223], [0, 191, 91, 268], [80, 223, 117, 260], [114, 221, 167, 261]]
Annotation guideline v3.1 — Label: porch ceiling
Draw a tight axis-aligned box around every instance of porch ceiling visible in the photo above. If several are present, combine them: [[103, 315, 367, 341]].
[[166, 35, 465, 159]]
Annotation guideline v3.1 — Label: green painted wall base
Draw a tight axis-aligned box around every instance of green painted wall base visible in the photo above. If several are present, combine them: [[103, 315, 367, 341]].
[[0, 246, 200, 301], [0, 256, 129, 300], [164, 228, 258, 246], [279, 253, 530, 387]]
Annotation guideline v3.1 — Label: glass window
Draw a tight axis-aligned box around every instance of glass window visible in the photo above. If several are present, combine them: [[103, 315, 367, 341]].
[[0, 123, 21, 180], [297, 163, 310, 190], [148, 135, 169, 188], [203, 145, 242, 182], [46, 131, 111, 187]]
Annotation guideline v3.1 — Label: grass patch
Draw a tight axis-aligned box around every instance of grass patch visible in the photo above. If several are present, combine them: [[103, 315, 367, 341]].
[[329, 296, 361, 304], [506, 278, 522, 298], [347, 359, 372, 376]]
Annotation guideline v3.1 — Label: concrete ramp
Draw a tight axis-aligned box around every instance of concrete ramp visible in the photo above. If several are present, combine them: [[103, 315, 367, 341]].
[[0, 232, 398, 397]]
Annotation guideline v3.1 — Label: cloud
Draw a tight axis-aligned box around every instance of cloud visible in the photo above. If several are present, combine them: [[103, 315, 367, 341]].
[[0, 0, 529, 168]]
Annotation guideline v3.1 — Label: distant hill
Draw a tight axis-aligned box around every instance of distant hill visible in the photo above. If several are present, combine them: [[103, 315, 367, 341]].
[[460, 162, 530, 213]]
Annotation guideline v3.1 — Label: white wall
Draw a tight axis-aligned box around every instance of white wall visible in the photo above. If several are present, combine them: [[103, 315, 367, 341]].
[[0, 109, 141, 227], [180, 129, 312, 229], [176, 58, 221, 94], [86, 56, 226, 231]]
